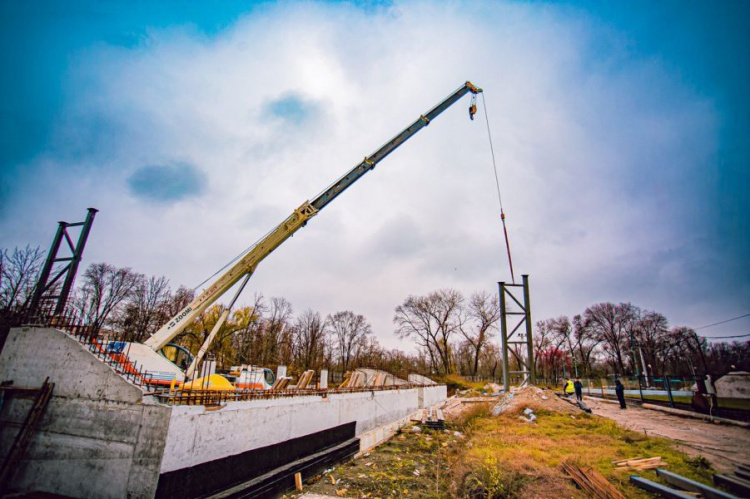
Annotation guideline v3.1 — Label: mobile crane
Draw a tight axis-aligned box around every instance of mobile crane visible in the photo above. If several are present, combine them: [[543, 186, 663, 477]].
[[126, 81, 483, 385]]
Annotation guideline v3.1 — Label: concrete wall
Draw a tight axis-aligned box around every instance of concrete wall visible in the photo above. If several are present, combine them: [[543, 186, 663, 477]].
[[0, 327, 447, 497], [421, 385, 447, 408], [0, 327, 170, 499], [160, 385, 446, 473]]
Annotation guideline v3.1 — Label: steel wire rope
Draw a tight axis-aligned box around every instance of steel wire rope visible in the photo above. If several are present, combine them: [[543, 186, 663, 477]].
[[191, 225, 277, 292], [480, 92, 516, 284]]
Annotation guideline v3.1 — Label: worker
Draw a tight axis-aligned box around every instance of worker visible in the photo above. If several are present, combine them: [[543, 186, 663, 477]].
[[615, 379, 626, 409], [563, 379, 575, 397], [574, 378, 583, 401]]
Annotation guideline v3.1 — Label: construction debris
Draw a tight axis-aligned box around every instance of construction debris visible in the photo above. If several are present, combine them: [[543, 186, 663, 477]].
[[493, 385, 581, 415], [562, 459, 626, 499], [423, 407, 445, 430], [613, 456, 666, 471], [519, 407, 537, 423]]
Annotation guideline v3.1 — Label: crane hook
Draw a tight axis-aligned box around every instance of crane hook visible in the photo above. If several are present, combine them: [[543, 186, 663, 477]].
[[469, 94, 478, 120]]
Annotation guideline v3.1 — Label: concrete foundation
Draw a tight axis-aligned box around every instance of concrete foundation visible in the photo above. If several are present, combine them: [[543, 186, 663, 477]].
[[0, 327, 446, 498]]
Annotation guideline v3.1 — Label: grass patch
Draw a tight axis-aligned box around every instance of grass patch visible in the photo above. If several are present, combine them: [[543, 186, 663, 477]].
[[300, 397, 719, 498], [435, 374, 489, 394], [458, 405, 716, 497]]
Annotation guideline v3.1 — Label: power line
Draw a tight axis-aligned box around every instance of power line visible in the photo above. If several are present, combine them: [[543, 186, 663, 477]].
[[704, 332, 750, 340], [695, 312, 750, 330]]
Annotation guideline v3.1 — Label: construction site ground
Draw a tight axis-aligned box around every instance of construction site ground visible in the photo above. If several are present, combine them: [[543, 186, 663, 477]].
[[294, 385, 742, 498], [584, 396, 750, 474]]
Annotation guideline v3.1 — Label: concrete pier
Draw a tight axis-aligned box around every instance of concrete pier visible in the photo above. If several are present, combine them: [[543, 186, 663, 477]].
[[0, 327, 446, 498]]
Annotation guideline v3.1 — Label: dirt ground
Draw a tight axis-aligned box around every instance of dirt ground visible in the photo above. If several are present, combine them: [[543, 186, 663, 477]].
[[585, 396, 750, 473]]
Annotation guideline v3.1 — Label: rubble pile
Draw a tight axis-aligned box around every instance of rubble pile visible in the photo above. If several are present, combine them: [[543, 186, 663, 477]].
[[493, 385, 581, 415]]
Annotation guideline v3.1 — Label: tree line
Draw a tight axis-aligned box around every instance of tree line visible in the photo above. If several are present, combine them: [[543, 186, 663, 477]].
[[2, 245, 746, 382], [532, 303, 749, 383], [0, 246, 435, 378]]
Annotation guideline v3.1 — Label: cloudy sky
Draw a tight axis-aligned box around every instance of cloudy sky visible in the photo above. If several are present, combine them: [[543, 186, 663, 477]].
[[1, 0, 748, 349]]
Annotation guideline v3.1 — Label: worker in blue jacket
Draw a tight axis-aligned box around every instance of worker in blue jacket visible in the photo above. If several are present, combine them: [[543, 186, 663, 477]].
[[574, 378, 583, 401], [615, 379, 626, 409]]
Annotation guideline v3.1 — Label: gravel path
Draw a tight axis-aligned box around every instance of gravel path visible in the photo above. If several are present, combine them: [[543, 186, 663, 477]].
[[585, 396, 750, 473]]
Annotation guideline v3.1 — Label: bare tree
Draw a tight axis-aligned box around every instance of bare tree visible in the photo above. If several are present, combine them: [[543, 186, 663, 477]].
[[583, 302, 637, 374], [533, 317, 570, 383], [293, 309, 327, 371], [0, 245, 45, 310], [479, 342, 501, 379], [634, 310, 669, 375], [266, 297, 294, 366], [394, 289, 463, 375], [664, 326, 709, 376], [231, 294, 267, 365], [115, 275, 172, 342], [163, 286, 195, 318], [459, 291, 499, 376], [73, 263, 142, 334], [357, 335, 384, 369], [571, 314, 601, 377], [327, 310, 372, 374]]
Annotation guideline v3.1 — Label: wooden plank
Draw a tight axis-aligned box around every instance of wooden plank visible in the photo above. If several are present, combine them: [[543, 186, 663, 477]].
[[563, 460, 626, 499]]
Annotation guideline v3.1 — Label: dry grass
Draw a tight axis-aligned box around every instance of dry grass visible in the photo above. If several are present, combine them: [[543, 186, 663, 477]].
[[300, 384, 719, 498], [435, 374, 489, 395], [458, 405, 716, 497]]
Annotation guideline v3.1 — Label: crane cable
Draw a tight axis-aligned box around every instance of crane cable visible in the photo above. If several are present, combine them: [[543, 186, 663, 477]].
[[480, 92, 516, 284]]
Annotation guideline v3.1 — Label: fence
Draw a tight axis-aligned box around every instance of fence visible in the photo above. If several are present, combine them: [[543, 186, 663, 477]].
[[573, 374, 750, 421]]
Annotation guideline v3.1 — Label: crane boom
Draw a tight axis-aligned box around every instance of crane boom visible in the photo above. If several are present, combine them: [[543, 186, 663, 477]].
[[144, 81, 482, 352]]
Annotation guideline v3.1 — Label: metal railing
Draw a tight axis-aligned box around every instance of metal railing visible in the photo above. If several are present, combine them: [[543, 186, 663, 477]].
[[152, 382, 424, 406], [18, 311, 434, 406]]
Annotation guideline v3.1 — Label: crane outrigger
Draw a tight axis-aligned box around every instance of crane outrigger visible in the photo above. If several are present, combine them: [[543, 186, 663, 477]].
[[128, 81, 483, 386]]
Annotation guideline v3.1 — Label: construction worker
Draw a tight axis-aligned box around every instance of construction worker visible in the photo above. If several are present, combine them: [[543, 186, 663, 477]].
[[615, 379, 626, 409], [574, 378, 583, 401], [564, 379, 575, 397]]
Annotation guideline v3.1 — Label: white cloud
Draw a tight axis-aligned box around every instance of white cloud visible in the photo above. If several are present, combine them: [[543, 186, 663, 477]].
[[2, 1, 738, 349]]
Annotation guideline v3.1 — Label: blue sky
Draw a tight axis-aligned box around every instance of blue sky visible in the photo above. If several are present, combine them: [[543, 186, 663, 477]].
[[1, 0, 748, 346]]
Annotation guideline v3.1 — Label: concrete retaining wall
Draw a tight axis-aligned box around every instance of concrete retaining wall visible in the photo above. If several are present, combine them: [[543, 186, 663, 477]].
[[161, 384, 447, 473], [0, 327, 170, 499], [0, 328, 447, 498]]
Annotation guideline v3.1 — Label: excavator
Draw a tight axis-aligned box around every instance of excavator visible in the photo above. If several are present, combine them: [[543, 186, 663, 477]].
[[123, 81, 484, 390]]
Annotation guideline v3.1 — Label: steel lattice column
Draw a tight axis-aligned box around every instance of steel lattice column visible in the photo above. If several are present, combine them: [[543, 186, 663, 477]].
[[498, 274, 534, 392]]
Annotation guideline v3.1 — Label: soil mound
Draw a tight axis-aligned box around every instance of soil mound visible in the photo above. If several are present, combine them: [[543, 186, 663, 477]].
[[493, 385, 580, 415]]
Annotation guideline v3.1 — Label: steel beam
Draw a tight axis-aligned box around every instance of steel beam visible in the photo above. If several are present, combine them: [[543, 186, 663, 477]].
[[629, 475, 695, 499], [656, 469, 738, 499]]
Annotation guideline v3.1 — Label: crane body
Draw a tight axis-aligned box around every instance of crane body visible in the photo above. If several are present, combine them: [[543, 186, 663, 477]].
[[138, 81, 482, 382]]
